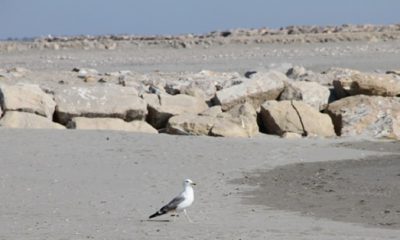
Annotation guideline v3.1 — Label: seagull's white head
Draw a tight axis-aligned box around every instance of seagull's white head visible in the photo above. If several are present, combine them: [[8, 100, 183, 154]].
[[183, 179, 196, 187]]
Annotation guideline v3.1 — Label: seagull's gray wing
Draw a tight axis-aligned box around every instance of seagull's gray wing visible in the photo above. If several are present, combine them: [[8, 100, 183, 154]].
[[160, 195, 185, 213], [149, 192, 186, 219]]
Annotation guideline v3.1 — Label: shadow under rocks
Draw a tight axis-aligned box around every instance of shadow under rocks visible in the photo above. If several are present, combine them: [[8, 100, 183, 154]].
[[231, 154, 400, 229]]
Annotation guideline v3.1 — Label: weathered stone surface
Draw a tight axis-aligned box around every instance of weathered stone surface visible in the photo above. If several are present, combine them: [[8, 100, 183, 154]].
[[325, 95, 400, 139], [260, 100, 335, 137], [333, 73, 400, 98], [209, 119, 250, 137], [286, 66, 308, 79], [0, 111, 65, 129], [167, 113, 217, 135], [280, 81, 331, 111], [54, 85, 147, 125], [225, 102, 259, 137], [180, 86, 207, 101], [69, 117, 157, 133], [214, 71, 286, 111], [287, 66, 361, 86], [167, 103, 259, 137], [199, 105, 223, 117], [0, 83, 56, 119], [161, 70, 243, 100], [144, 93, 208, 129]]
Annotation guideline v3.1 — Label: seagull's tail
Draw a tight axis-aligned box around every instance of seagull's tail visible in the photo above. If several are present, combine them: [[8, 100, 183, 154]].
[[149, 210, 166, 219]]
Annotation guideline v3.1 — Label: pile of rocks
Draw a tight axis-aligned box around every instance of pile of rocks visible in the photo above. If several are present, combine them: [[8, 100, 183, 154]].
[[1, 24, 400, 51], [1, 65, 400, 139]]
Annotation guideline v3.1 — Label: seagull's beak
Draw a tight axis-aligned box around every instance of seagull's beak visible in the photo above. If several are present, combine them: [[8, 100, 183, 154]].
[[192, 182, 197, 186]]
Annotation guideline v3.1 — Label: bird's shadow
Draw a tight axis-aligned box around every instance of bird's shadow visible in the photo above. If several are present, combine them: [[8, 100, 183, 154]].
[[145, 219, 171, 223]]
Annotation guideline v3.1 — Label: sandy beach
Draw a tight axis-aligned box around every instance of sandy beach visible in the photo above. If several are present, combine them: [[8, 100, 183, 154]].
[[0, 130, 399, 239], [1, 28, 400, 239]]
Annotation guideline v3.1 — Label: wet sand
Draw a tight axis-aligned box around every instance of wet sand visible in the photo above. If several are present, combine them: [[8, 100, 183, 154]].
[[237, 154, 400, 229]]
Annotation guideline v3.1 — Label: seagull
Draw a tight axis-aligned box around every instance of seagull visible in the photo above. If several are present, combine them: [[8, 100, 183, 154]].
[[149, 179, 196, 222]]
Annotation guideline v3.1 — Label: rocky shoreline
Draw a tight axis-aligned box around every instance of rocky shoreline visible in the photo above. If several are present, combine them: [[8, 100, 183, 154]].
[[1, 24, 400, 51], [1, 64, 399, 139]]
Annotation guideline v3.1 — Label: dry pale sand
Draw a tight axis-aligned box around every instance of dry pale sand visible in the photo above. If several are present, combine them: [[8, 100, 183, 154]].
[[0, 129, 399, 240], [1, 40, 400, 74]]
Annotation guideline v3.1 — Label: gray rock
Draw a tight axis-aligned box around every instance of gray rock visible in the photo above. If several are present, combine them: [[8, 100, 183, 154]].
[[333, 73, 400, 98], [77, 68, 99, 79], [280, 81, 331, 111], [167, 113, 217, 135], [286, 66, 308, 79], [54, 85, 147, 125], [0, 83, 56, 119], [180, 86, 207, 101], [260, 100, 335, 137], [287, 66, 361, 86], [0, 111, 65, 129], [167, 103, 259, 138], [69, 117, 158, 134], [225, 102, 259, 137], [199, 105, 223, 117], [143, 93, 208, 129], [209, 119, 251, 138], [325, 95, 400, 139], [163, 70, 243, 100], [214, 71, 286, 111]]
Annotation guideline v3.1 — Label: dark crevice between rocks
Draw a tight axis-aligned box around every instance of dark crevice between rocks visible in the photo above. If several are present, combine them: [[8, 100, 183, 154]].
[[259, 109, 282, 136], [256, 111, 267, 134], [52, 109, 66, 127], [290, 100, 308, 137], [210, 95, 221, 108], [0, 89, 5, 119], [325, 109, 342, 136], [244, 70, 257, 78], [328, 87, 339, 104], [53, 110, 148, 129]]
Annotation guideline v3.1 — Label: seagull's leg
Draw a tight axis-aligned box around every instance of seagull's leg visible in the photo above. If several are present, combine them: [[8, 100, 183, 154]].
[[183, 209, 193, 223], [171, 213, 177, 222]]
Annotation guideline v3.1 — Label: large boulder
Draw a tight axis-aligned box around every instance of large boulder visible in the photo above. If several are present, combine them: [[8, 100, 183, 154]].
[[287, 66, 361, 86], [167, 70, 243, 100], [260, 100, 335, 137], [209, 119, 251, 138], [54, 85, 147, 125], [333, 73, 400, 98], [280, 81, 331, 111], [0, 111, 65, 129], [68, 117, 158, 134], [223, 102, 259, 137], [144, 93, 208, 129], [0, 83, 56, 119], [214, 71, 286, 111], [167, 114, 217, 135], [325, 95, 400, 139], [167, 103, 259, 137]]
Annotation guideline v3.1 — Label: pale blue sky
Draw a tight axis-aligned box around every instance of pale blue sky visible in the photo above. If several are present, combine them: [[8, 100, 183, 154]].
[[0, 0, 399, 39]]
